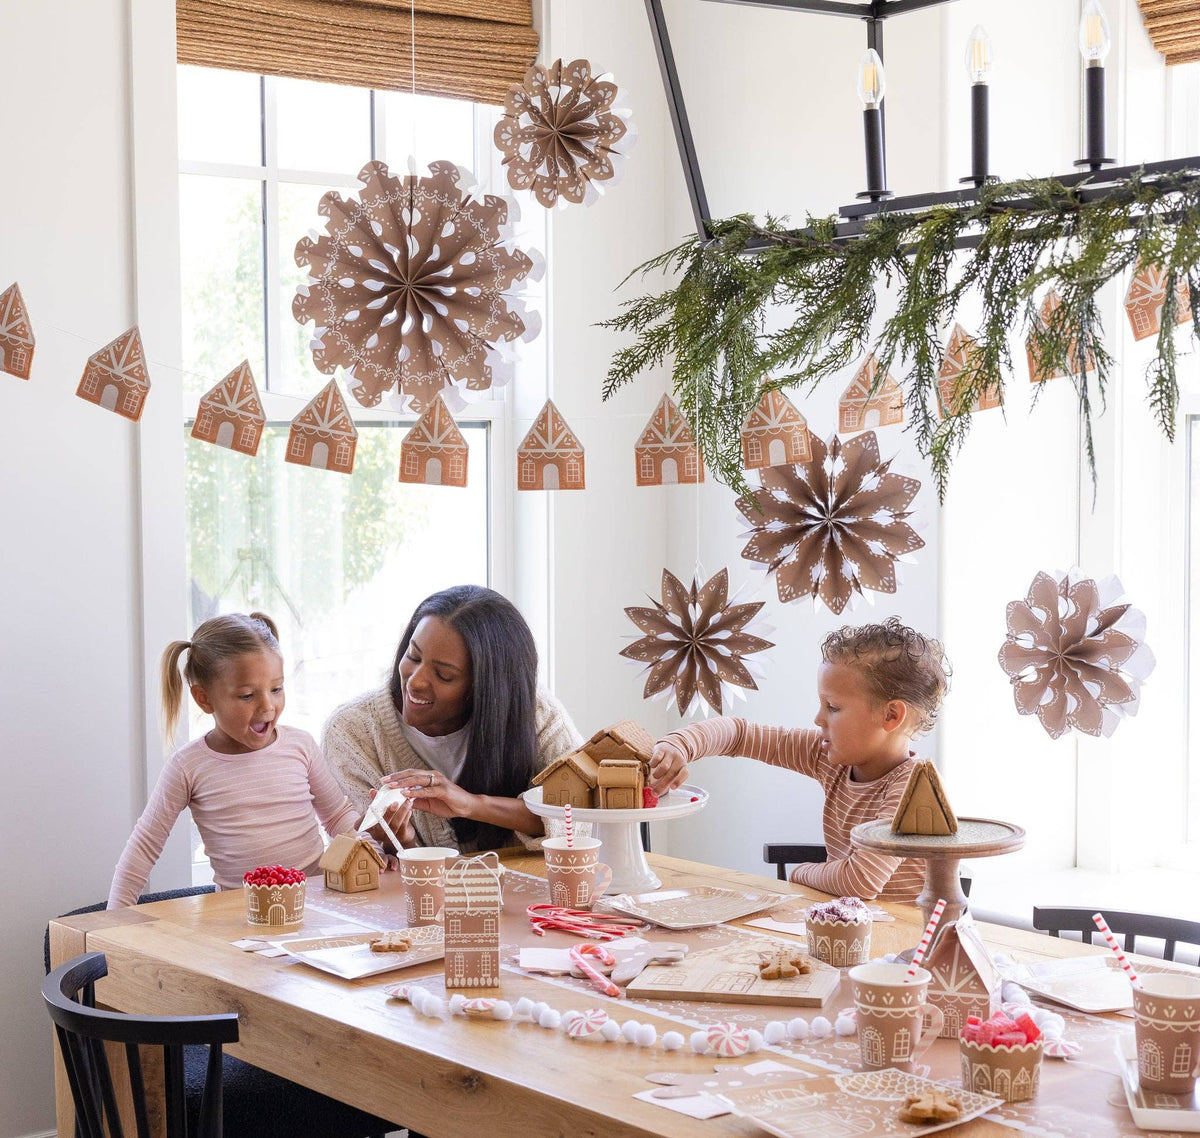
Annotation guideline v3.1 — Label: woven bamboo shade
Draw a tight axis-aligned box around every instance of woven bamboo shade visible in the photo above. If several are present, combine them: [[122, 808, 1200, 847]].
[[177, 0, 538, 105], [1136, 0, 1200, 66]]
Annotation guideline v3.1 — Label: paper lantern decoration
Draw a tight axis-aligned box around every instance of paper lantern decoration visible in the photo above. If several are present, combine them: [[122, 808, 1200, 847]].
[[1026, 290, 1097, 383], [494, 58, 635, 209], [1124, 261, 1191, 342], [838, 353, 904, 434], [191, 360, 265, 456], [76, 327, 150, 422], [737, 431, 924, 614], [399, 393, 468, 487], [741, 388, 811, 470], [285, 380, 357, 475], [517, 399, 585, 490], [620, 567, 773, 717], [634, 394, 704, 486], [997, 568, 1155, 739], [0, 282, 35, 379], [936, 324, 1001, 418], [293, 159, 541, 413]]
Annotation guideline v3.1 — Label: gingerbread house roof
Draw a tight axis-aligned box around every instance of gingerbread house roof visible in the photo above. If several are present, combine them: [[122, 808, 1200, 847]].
[[530, 748, 603, 789], [841, 354, 900, 408], [0, 282, 35, 372], [741, 388, 807, 436], [87, 327, 151, 392], [405, 393, 467, 451], [293, 380, 357, 440], [587, 720, 656, 764], [1027, 290, 1097, 381], [597, 758, 643, 786], [518, 399, 584, 459], [892, 759, 958, 836], [198, 360, 265, 424], [925, 915, 999, 995], [1124, 261, 1191, 341], [636, 394, 699, 452], [318, 833, 386, 875]]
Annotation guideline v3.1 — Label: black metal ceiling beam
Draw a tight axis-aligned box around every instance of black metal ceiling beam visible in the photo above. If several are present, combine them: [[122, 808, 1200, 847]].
[[699, 0, 958, 17]]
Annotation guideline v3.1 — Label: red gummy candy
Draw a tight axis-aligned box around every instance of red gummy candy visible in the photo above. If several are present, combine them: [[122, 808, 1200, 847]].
[[642, 787, 659, 809], [1014, 1013, 1041, 1043], [966, 1015, 982, 1026], [995, 1031, 1028, 1048]]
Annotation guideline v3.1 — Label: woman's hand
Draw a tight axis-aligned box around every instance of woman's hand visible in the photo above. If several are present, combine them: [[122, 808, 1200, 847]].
[[649, 736, 690, 794], [381, 768, 477, 822], [361, 787, 416, 852]]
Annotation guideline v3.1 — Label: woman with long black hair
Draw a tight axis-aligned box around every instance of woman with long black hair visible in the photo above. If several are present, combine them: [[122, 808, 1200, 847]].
[[322, 585, 581, 852]]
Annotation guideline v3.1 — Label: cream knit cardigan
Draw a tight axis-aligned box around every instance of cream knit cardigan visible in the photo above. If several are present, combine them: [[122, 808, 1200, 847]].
[[322, 684, 582, 852]]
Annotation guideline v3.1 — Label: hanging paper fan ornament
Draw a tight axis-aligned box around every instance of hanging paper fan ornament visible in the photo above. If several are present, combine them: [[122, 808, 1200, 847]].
[[293, 159, 542, 413], [997, 568, 1155, 739], [736, 431, 924, 614], [494, 58, 636, 209], [620, 567, 773, 717]]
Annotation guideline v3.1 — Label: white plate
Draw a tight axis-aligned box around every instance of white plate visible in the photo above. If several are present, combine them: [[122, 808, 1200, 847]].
[[1014, 956, 1135, 1014], [1116, 1031, 1200, 1130], [521, 783, 709, 823], [271, 927, 444, 980]]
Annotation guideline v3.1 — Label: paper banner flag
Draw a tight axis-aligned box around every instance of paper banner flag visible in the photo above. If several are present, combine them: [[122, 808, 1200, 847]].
[[399, 393, 468, 487], [191, 360, 266, 456], [1124, 261, 1191, 343], [293, 160, 540, 414], [285, 379, 357, 475], [494, 58, 636, 209], [517, 399, 585, 490], [76, 326, 150, 422], [0, 282, 35, 380], [997, 567, 1155, 740], [936, 324, 1001, 418], [635, 394, 704, 486], [838, 353, 903, 434], [737, 431, 924, 614], [741, 388, 811, 470], [1026, 290, 1097, 383]]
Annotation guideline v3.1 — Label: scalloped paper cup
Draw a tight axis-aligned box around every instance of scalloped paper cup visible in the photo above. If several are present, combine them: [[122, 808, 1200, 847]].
[[960, 1038, 1043, 1102], [244, 880, 305, 927], [806, 914, 872, 967]]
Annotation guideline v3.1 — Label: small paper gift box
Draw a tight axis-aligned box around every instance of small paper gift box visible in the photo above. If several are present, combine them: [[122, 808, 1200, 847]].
[[960, 1038, 1042, 1102], [244, 880, 306, 927], [444, 852, 504, 989]]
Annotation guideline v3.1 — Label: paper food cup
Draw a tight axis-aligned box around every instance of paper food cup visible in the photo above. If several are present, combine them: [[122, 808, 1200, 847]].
[[543, 836, 611, 910], [851, 962, 944, 1072], [960, 1038, 1043, 1102], [1133, 973, 1200, 1095], [399, 846, 458, 927], [806, 914, 872, 967], [244, 880, 306, 927]]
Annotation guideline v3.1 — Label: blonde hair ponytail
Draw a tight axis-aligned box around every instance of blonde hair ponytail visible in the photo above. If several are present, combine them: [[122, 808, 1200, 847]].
[[160, 640, 192, 745]]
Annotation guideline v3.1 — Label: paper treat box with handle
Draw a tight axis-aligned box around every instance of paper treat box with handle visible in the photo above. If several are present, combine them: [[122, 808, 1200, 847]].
[[925, 915, 1001, 1038], [444, 852, 504, 989]]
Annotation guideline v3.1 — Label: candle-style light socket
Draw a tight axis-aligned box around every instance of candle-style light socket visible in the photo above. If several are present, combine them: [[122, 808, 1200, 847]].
[[961, 82, 991, 186], [1076, 63, 1113, 169], [859, 106, 892, 201]]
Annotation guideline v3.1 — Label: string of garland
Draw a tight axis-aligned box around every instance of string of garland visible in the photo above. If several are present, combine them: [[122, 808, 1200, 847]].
[[600, 169, 1200, 499]]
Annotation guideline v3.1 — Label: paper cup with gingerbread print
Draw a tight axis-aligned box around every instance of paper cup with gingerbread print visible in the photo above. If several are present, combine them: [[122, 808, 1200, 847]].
[[850, 962, 945, 1072], [806, 915, 872, 967], [398, 847, 458, 926], [543, 837, 612, 910], [1133, 973, 1200, 1094], [960, 1039, 1043, 1102]]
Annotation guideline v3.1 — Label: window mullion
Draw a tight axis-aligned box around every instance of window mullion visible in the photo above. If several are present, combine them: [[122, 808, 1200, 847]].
[[263, 76, 281, 392]]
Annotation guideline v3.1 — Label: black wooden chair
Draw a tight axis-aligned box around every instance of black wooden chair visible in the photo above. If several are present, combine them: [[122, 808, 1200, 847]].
[[1032, 906, 1200, 963], [763, 842, 972, 896]]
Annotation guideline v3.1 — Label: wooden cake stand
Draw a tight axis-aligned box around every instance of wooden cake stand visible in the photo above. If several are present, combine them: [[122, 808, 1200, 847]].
[[850, 816, 1025, 954]]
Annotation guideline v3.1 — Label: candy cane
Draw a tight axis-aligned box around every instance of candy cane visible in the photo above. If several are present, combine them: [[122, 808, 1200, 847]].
[[570, 943, 622, 999], [1092, 912, 1142, 988], [526, 904, 642, 940], [907, 898, 946, 979]]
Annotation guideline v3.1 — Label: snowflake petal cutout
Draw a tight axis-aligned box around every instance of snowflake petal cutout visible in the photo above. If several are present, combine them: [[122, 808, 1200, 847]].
[[997, 567, 1155, 739], [494, 58, 635, 209], [620, 567, 774, 717], [293, 159, 540, 412], [736, 431, 924, 614]]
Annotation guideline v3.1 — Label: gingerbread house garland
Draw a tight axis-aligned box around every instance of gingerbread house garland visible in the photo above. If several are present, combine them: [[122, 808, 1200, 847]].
[[1124, 261, 1192, 343], [77, 326, 151, 422], [1026, 290, 1097, 383], [285, 379, 357, 474], [517, 399, 585, 490], [635, 394, 704, 486], [318, 834, 386, 894], [838, 354, 904, 434], [444, 853, 503, 989], [741, 388, 812, 469], [399, 393, 468, 487], [0, 282, 35, 380], [191, 360, 266, 456], [937, 324, 1001, 418], [924, 916, 1001, 1038]]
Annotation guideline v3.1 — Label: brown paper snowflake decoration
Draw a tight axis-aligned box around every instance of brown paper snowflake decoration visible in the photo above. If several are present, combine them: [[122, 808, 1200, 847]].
[[293, 160, 540, 413], [494, 58, 635, 209], [736, 431, 924, 614], [997, 568, 1155, 740], [621, 568, 773, 717]]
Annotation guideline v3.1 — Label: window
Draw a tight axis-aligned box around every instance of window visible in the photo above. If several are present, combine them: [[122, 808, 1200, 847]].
[[122, 389, 141, 414], [239, 423, 256, 448], [684, 451, 698, 479], [404, 450, 419, 476], [639, 453, 654, 480], [521, 458, 535, 485], [747, 438, 761, 464], [566, 456, 580, 484], [197, 408, 213, 433], [82, 374, 98, 396], [334, 439, 351, 467]]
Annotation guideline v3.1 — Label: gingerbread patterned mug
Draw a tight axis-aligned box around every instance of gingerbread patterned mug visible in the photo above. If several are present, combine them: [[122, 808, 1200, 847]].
[[1133, 973, 1200, 1094], [397, 846, 459, 926], [543, 837, 612, 910], [850, 962, 945, 1072]]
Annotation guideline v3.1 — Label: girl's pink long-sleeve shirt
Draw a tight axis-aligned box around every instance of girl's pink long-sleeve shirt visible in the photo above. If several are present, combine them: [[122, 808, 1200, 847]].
[[108, 725, 359, 908]]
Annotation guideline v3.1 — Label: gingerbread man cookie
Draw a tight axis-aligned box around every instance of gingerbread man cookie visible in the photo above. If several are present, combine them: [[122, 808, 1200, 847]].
[[758, 949, 812, 980], [898, 1087, 962, 1124], [369, 931, 413, 954]]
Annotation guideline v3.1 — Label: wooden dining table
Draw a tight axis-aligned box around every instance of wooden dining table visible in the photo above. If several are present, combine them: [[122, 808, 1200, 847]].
[[48, 850, 1175, 1138]]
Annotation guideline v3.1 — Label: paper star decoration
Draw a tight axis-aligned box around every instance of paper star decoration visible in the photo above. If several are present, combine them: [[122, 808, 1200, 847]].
[[997, 568, 1155, 739], [621, 568, 773, 717], [736, 431, 924, 614]]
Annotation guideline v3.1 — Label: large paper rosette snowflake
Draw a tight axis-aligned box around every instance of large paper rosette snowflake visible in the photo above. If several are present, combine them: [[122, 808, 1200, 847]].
[[997, 568, 1155, 739], [737, 431, 924, 614], [494, 58, 635, 209], [293, 160, 540, 412], [621, 568, 773, 717]]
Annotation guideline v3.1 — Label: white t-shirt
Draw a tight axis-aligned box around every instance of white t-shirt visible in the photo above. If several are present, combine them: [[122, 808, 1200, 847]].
[[400, 719, 470, 782]]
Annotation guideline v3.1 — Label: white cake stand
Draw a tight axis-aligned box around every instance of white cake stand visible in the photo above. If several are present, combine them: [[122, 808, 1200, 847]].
[[520, 784, 708, 892]]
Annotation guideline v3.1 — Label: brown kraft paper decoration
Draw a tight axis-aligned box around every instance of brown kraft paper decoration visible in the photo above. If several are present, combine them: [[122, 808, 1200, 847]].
[[285, 379, 358, 475], [1132, 974, 1200, 1095], [737, 430, 924, 614], [399, 393, 468, 487], [634, 394, 704, 485], [741, 387, 812, 470], [76, 326, 151, 422], [936, 323, 1001, 417], [838, 353, 903, 434], [923, 916, 1001, 1038], [1125, 259, 1192, 342], [960, 1039, 1043, 1102], [191, 360, 266, 456], [516, 399, 585, 490], [444, 852, 503, 989], [0, 282, 35, 379], [1026, 290, 1098, 383]]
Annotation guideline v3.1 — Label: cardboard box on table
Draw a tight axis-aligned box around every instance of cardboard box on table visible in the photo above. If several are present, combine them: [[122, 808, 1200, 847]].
[[444, 853, 503, 989]]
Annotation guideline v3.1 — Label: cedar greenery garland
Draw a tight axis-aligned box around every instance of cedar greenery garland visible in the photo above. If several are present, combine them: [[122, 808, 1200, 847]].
[[601, 169, 1200, 499]]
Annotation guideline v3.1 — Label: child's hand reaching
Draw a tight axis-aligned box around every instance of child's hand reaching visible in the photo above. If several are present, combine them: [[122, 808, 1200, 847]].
[[649, 736, 691, 794]]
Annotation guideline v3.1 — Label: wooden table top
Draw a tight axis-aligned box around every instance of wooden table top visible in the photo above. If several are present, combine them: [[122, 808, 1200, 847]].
[[48, 851, 1166, 1138]]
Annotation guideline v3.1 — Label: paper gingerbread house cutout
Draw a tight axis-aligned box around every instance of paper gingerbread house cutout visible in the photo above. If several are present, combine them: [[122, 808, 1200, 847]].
[[741, 388, 812, 470], [1124, 261, 1192, 343], [937, 324, 1001, 418], [1026, 290, 1097, 383], [635, 394, 705, 486], [530, 749, 602, 808], [838, 354, 904, 434], [892, 759, 958, 836], [925, 916, 1001, 1038], [318, 834, 386, 893], [399, 393, 468, 487], [77, 326, 151, 422], [191, 360, 266, 456], [0, 282, 35, 380], [517, 399, 586, 491], [444, 853, 503, 989], [285, 380, 357, 474], [597, 759, 644, 809]]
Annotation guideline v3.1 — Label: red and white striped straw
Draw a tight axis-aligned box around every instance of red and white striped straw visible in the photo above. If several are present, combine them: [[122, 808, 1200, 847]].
[[907, 898, 947, 979], [1092, 912, 1142, 988], [564, 803, 574, 848]]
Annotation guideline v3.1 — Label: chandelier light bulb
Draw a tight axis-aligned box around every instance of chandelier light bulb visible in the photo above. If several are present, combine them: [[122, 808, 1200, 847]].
[[1079, 0, 1112, 63], [965, 26, 993, 84], [857, 49, 886, 108]]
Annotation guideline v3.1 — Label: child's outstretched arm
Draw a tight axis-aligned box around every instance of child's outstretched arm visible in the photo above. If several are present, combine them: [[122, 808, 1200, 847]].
[[107, 757, 191, 909], [790, 847, 905, 901], [651, 718, 825, 792]]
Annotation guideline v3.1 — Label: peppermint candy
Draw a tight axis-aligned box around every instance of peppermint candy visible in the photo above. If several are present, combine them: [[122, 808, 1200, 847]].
[[706, 1021, 751, 1058], [1043, 1037, 1082, 1059], [566, 1008, 609, 1039]]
